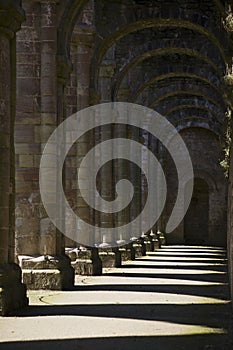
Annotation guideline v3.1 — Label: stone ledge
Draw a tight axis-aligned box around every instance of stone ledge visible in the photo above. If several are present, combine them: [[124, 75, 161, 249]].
[[22, 268, 71, 290], [19, 255, 74, 290]]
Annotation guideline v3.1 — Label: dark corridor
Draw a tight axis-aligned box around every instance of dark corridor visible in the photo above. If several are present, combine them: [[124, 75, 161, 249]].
[[185, 178, 209, 245]]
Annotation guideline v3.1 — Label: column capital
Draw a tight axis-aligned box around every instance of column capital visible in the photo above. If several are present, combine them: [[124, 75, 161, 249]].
[[0, 0, 25, 37]]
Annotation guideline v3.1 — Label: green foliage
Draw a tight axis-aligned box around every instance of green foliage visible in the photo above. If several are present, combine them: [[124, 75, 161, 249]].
[[220, 109, 232, 178]]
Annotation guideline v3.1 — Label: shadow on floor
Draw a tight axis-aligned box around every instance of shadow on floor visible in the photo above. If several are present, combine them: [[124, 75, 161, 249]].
[[0, 334, 231, 350], [113, 264, 227, 271], [142, 254, 227, 259], [69, 282, 230, 299], [129, 258, 227, 263], [4, 246, 232, 350], [11, 302, 232, 329], [103, 270, 228, 283]]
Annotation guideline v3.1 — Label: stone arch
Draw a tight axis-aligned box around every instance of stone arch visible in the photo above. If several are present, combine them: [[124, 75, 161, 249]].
[[57, 0, 89, 74], [157, 95, 224, 117], [193, 169, 218, 192], [175, 119, 222, 136], [131, 73, 223, 103], [112, 48, 222, 99], [167, 106, 222, 125], [92, 17, 228, 89], [149, 90, 224, 110]]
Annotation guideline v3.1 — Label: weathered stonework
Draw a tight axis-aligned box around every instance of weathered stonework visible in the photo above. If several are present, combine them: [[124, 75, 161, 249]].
[[18, 255, 74, 290], [15, 0, 75, 290], [165, 128, 227, 246], [0, 0, 28, 316], [99, 248, 122, 268], [66, 247, 102, 276], [6, 0, 232, 306]]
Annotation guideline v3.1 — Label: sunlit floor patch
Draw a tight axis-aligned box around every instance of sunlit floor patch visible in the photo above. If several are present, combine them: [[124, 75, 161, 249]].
[[0, 315, 226, 342], [0, 246, 231, 348]]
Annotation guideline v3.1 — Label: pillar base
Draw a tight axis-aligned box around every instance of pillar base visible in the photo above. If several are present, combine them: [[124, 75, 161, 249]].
[[99, 248, 121, 268], [0, 263, 28, 316], [119, 245, 135, 261], [66, 247, 102, 276], [133, 239, 147, 258], [72, 258, 102, 275], [152, 237, 161, 250], [159, 233, 166, 246], [18, 255, 74, 290], [150, 231, 162, 250], [145, 239, 154, 252]]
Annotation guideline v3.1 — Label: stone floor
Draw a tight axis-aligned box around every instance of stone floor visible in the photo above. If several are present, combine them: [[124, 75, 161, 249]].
[[0, 246, 232, 350]]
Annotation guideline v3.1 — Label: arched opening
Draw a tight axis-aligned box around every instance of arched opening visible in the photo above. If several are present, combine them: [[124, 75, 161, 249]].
[[184, 178, 209, 245]]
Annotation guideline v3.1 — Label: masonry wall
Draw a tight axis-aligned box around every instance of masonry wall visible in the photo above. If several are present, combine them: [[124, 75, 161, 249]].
[[165, 127, 227, 247]]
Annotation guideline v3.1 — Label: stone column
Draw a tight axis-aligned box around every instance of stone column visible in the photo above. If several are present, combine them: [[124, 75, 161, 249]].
[[0, 0, 28, 315], [96, 58, 124, 266], [17, 0, 74, 290], [65, 25, 102, 275]]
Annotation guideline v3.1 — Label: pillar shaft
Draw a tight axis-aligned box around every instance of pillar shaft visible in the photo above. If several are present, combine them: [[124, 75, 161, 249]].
[[0, 33, 11, 264], [15, 1, 74, 290], [40, 0, 60, 256], [0, 1, 24, 263], [0, 0, 28, 316]]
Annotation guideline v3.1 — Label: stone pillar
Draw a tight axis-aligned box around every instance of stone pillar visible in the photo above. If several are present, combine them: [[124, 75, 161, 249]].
[[16, 0, 74, 290], [64, 18, 103, 275], [15, 0, 42, 258], [0, 0, 28, 315]]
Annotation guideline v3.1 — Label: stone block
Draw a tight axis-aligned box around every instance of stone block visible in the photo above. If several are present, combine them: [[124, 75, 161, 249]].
[[17, 77, 40, 95], [66, 248, 102, 276], [22, 269, 62, 290], [15, 124, 34, 143], [99, 248, 121, 268], [35, 125, 55, 143], [0, 263, 28, 316], [15, 143, 40, 155], [144, 238, 154, 252], [41, 112, 56, 125], [65, 248, 79, 261], [33, 155, 41, 167], [119, 246, 135, 261], [17, 63, 40, 78], [20, 255, 74, 290], [16, 181, 33, 193], [72, 258, 102, 276], [16, 112, 40, 125], [133, 242, 146, 258], [19, 154, 34, 167]]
